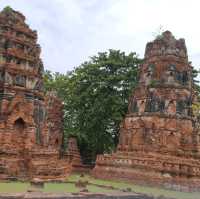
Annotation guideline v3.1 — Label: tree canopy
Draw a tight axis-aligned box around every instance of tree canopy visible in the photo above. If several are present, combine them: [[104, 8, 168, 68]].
[[44, 49, 142, 163]]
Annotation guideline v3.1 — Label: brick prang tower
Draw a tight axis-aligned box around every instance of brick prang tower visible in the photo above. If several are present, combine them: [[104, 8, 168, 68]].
[[0, 7, 71, 180], [93, 31, 200, 191]]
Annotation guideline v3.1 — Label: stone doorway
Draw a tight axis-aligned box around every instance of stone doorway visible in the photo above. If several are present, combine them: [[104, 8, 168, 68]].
[[13, 117, 26, 148], [13, 117, 30, 179], [14, 118, 25, 132]]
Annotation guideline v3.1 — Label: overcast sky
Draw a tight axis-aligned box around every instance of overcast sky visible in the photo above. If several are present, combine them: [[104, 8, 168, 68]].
[[0, 0, 200, 74]]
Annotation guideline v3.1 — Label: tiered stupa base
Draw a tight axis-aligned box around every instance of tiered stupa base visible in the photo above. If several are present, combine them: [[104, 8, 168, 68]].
[[0, 148, 72, 181], [93, 149, 200, 191], [93, 112, 200, 191], [29, 149, 72, 181]]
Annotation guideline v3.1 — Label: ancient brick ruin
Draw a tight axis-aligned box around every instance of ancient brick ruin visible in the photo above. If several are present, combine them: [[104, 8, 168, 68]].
[[93, 31, 200, 190], [65, 137, 84, 172], [0, 7, 72, 181]]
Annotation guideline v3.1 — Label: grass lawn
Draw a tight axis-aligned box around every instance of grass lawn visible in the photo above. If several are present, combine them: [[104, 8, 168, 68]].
[[0, 173, 199, 199], [0, 182, 29, 193], [44, 183, 78, 193], [69, 173, 200, 199]]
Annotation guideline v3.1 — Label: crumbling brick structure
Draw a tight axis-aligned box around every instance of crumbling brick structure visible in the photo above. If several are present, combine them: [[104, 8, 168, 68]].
[[66, 136, 83, 172], [93, 31, 200, 190], [0, 7, 71, 181]]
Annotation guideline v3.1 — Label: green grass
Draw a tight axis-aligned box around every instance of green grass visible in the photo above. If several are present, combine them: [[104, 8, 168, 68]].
[[87, 185, 115, 193], [0, 174, 199, 199], [68, 173, 200, 199], [44, 183, 78, 193], [0, 182, 29, 193]]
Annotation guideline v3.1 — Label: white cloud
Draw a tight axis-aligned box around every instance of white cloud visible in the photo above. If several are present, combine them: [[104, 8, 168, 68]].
[[0, 0, 199, 74]]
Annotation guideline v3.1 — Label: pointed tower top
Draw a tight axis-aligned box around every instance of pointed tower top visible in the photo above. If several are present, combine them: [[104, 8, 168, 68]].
[[1, 6, 25, 22], [0, 7, 37, 39], [145, 31, 187, 61]]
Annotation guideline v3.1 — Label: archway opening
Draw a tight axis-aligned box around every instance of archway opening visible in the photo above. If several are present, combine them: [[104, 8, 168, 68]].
[[14, 117, 25, 132], [55, 138, 59, 145]]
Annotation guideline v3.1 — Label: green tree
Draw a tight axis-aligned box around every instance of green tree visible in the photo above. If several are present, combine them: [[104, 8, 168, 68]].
[[44, 50, 142, 163], [192, 67, 200, 96]]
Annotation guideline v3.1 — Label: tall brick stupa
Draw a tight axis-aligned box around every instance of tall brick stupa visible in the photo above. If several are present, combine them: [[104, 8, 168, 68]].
[[93, 31, 200, 190], [0, 7, 72, 180]]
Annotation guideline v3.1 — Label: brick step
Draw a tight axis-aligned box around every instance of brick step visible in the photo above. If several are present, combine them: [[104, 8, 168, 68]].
[[0, 174, 9, 180]]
